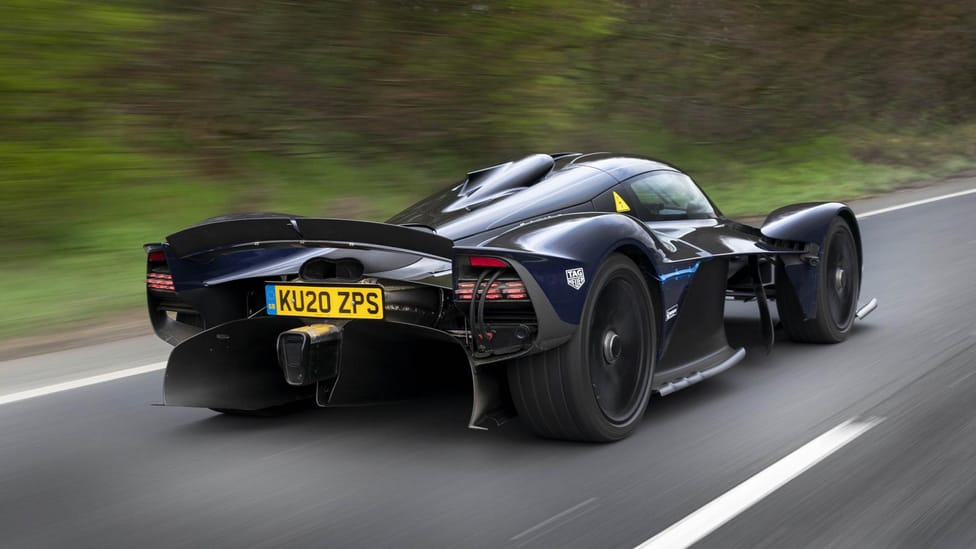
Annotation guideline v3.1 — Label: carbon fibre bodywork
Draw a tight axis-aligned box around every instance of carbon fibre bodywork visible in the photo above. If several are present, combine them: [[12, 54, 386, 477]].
[[145, 152, 870, 432]]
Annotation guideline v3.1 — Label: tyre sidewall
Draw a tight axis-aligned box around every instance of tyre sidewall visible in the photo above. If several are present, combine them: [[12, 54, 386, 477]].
[[563, 255, 656, 441], [816, 218, 860, 341]]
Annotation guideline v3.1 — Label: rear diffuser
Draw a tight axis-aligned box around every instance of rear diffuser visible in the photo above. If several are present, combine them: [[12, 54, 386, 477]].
[[164, 316, 315, 410]]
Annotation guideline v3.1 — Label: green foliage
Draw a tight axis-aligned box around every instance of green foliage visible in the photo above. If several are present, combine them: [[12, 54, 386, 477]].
[[2, 1, 976, 340], [0, 0, 153, 117], [127, 0, 621, 157]]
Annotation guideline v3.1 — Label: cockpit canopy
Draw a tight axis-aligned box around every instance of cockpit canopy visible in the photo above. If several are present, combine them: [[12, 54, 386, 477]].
[[618, 170, 717, 220], [389, 153, 717, 239]]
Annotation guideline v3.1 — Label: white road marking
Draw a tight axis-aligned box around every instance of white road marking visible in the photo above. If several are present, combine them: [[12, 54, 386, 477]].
[[511, 497, 599, 545], [948, 370, 976, 389], [0, 362, 167, 406], [858, 188, 976, 218], [635, 417, 885, 549]]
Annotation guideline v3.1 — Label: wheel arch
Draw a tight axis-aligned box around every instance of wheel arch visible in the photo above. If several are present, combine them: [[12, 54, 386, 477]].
[[612, 243, 665, 347], [762, 202, 863, 269], [762, 202, 863, 319]]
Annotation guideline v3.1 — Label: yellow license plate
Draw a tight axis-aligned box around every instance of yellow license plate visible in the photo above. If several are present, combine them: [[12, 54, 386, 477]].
[[265, 284, 383, 319]]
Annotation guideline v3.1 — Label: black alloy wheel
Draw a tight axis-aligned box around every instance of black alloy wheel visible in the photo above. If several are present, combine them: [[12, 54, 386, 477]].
[[824, 221, 859, 331], [776, 217, 861, 343], [587, 272, 650, 424], [508, 254, 656, 442]]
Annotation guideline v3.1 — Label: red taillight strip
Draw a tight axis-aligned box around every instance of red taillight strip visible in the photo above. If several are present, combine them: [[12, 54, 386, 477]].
[[146, 272, 175, 291], [147, 285, 175, 291], [454, 280, 528, 301], [469, 256, 509, 268]]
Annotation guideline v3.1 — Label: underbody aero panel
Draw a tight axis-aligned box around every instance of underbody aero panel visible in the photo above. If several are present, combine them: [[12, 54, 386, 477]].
[[320, 320, 467, 406], [164, 316, 314, 410], [654, 258, 739, 379]]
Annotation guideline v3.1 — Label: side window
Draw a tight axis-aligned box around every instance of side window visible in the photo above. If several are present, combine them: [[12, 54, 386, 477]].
[[625, 171, 715, 220]]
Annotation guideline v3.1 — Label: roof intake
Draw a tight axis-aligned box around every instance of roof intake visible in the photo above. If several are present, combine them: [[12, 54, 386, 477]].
[[444, 154, 554, 212]]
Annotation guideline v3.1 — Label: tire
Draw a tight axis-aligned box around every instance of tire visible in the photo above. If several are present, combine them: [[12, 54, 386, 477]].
[[507, 254, 656, 442], [776, 217, 860, 343]]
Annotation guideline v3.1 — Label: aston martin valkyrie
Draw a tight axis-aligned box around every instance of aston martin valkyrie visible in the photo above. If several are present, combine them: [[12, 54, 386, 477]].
[[145, 153, 877, 441]]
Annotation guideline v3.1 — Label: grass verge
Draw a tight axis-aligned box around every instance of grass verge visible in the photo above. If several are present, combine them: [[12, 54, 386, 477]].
[[2, 128, 974, 343]]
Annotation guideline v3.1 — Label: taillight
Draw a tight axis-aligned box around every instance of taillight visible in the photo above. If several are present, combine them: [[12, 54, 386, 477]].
[[469, 256, 509, 268], [146, 245, 175, 292], [146, 272, 175, 291], [455, 279, 527, 301], [454, 257, 536, 356]]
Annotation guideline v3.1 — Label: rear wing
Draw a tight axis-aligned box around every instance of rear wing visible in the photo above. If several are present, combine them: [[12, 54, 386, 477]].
[[165, 217, 454, 261]]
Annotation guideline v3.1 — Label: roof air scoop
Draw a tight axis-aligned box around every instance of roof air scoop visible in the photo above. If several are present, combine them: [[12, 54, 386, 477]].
[[445, 154, 554, 212]]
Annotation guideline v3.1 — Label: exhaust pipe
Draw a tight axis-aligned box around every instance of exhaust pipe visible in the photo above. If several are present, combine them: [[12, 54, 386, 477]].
[[277, 323, 342, 386]]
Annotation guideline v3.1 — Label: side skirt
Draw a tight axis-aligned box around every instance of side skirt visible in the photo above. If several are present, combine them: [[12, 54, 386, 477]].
[[856, 298, 878, 320], [655, 347, 746, 396]]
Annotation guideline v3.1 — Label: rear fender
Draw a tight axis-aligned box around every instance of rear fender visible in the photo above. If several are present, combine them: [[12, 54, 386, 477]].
[[762, 202, 862, 319], [455, 212, 703, 356]]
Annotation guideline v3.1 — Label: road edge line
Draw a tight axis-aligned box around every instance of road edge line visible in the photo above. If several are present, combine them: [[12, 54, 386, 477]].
[[858, 188, 976, 218], [634, 416, 885, 549], [0, 362, 167, 406]]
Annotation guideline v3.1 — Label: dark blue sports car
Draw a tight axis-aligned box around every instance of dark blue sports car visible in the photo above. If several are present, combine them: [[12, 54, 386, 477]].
[[145, 153, 876, 441]]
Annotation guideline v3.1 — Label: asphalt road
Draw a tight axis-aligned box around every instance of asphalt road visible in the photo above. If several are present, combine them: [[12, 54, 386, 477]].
[[1, 180, 975, 548]]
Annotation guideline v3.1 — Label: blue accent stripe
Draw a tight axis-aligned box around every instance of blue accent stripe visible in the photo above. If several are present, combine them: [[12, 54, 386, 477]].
[[265, 285, 278, 315], [656, 262, 700, 282]]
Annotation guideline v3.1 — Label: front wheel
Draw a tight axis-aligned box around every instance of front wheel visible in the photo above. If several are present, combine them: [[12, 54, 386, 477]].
[[776, 217, 861, 343], [507, 254, 656, 442]]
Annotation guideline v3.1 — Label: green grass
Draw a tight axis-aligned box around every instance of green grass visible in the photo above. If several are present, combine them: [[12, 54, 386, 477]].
[[2, 128, 974, 341], [0, 142, 458, 340], [595, 126, 973, 217], [699, 137, 924, 216]]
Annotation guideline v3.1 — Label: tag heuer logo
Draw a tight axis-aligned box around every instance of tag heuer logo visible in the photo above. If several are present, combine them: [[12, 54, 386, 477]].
[[566, 267, 585, 290]]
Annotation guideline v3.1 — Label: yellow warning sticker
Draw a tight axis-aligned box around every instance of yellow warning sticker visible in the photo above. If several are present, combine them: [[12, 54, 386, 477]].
[[613, 191, 631, 213]]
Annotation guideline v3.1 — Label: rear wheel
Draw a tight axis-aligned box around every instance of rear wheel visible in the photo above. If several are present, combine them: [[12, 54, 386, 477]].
[[507, 254, 656, 442], [776, 217, 860, 343]]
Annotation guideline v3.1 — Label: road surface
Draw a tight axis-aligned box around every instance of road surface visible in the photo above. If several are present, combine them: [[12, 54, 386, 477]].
[[1, 179, 975, 548]]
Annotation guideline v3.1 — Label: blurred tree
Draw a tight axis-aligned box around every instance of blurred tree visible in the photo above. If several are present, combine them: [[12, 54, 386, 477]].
[[601, 0, 976, 139], [118, 0, 976, 156], [132, 0, 619, 160], [0, 0, 156, 248], [3, 0, 976, 199], [3, 0, 976, 336]]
